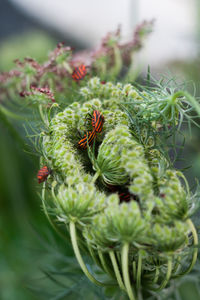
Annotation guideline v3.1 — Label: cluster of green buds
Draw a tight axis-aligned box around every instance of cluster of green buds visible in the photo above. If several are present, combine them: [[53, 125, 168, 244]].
[[39, 77, 199, 300]]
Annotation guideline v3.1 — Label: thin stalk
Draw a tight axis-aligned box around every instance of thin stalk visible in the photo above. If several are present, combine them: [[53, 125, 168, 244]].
[[137, 290, 143, 300], [69, 221, 110, 287], [39, 104, 49, 126], [152, 266, 159, 284], [87, 243, 102, 269], [42, 184, 68, 241], [109, 250, 126, 291], [172, 219, 198, 278], [172, 256, 181, 274], [151, 257, 172, 291], [176, 171, 190, 195], [121, 243, 136, 300], [48, 102, 59, 124], [98, 250, 114, 277], [117, 251, 121, 264], [136, 250, 142, 290], [92, 170, 101, 184], [63, 61, 72, 73], [171, 91, 200, 116], [132, 261, 137, 280]]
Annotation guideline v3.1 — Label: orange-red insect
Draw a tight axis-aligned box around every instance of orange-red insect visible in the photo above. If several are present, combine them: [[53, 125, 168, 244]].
[[37, 166, 50, 184], [92, 110, 104, 133], [72, 64, 87, 81], [78, 130, 96, 149]]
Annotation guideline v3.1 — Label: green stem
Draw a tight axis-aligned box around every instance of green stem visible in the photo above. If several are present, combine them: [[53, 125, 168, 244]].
[[87, 243, 102, 269], [98, 250, 114, 277], [136, 250, 142, 290], [63, 62, 73, 73], [121, 243, 136, 300], [172, 219, 198, 278], [109, 251, 126, 291], [151, 257, 172, 291], [132, 261, 137, 280], [39, 104, 49, 126], [117, 251, 121, 264], [172, 256, 180, 274], [69, 221, 109, 287], [176, 171, 190, 195], [42, 184, 68, 241], [171, 91, 200, 116], [152, 266, 159, 284], [48, 102, 59, 124], [92, 171, 100, 184]]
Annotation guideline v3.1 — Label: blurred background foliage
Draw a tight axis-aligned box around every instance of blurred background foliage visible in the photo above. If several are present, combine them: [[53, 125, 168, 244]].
[[0, 0, 200, 299], [0, 31, 55, 71]]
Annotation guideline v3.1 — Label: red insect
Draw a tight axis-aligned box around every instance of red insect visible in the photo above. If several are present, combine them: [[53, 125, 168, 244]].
[[37, 166, 50, 184], [119, 192, 131, 202], [92, 110, 104, 133], [160, 193, 166, 198], [106, 184, 134, 203], [78, 130, 96, 149], [72, 64, 87, 82]]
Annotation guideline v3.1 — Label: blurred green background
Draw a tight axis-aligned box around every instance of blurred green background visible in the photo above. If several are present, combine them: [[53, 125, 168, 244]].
[[0, 1, 200, 300]]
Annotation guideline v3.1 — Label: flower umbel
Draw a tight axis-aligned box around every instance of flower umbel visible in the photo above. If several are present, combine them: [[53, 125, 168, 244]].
[[35, 78, 200, 300], [1, 25, 200, 299]]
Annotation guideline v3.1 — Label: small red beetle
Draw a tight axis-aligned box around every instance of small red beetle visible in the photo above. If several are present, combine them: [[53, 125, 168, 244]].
[[37, 166, 50, 184], [78, 130, 96, 149], [92, 110, 104, 133], [72, 64, 87, 82]]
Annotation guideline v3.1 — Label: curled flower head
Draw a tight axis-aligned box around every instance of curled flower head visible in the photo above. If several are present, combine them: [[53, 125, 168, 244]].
[[1, 19, 199, 299], [35, 77, 200, 300]]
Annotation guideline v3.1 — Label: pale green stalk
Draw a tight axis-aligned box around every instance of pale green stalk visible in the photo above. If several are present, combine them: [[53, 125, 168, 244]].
[[109, 251, 126, 291], [87, 243, 102, 269], [153, 266, 159, 284], [69, 221, 111, 287], [171, 91, 200, 116], [42, 184, 68, 241], [172, 256, 181, 274], [121, 243, 136, 300], [92, 171, 101, 184], [136, 250, 142, 290], [151, 257, 172, 291], [39, 104, 49, 126], [98, 250, 114, 277], [172, 219, 198, 278], [132, 261, 137, 280]]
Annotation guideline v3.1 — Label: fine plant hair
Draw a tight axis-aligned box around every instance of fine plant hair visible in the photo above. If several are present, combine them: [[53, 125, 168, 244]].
[[0, 27, 200, 300]]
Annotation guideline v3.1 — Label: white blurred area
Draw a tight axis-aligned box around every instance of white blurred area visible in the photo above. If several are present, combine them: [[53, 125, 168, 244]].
[[11, 0, 197, 69]]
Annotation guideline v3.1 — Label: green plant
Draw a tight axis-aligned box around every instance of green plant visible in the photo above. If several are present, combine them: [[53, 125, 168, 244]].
[[0, 23, 200, 300]]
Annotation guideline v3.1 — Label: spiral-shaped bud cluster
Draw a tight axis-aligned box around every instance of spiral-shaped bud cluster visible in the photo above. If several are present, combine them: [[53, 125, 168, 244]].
[[40, 78, 197, 300]]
